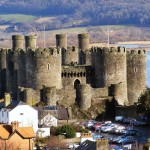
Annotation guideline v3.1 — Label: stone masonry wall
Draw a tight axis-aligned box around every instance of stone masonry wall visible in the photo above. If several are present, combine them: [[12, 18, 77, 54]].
[[127, 50, 146, 105]]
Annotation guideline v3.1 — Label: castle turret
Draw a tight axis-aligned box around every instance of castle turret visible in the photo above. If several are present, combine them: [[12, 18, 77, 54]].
[[25, 35, 37, 49], [127, 50, 146, 105], [45, 86, 57, 106], [91, 47, 128, 105], [63, 46, 79, 65], [0, 49, 7, 97], [12, 35, 24, 50], [78, 33, 89, 50], [56, 34, 67, 49], [34, 48, 62, 90], [79, 84, 92, 110]]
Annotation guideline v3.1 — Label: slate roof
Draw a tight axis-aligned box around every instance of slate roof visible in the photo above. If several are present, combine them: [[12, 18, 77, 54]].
[[35, 106, 69, 120], [75, 140, 96, 150], [58, 107, 69, 120], [0, 100, 27, 110]]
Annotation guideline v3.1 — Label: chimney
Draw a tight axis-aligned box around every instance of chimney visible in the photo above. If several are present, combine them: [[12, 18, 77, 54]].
[[4, 93, 11, 107], [96, 139, 109, 150], [11, 121, 19, 132]]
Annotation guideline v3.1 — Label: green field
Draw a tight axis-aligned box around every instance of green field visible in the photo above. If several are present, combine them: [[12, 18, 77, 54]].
[[0, 14, 37, 23], [47, 25, 127, 34]]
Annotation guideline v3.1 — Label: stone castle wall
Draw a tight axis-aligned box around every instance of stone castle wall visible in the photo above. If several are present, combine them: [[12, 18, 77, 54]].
[[91, 47, 128, 105], [62, 46, 79, 65], [0, 34, 147, 110], [127, 50, 146, 105]]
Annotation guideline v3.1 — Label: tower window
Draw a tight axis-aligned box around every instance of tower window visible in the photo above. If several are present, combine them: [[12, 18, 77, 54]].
[[48, 64, 50, 70], [134, 68, 137, 73]]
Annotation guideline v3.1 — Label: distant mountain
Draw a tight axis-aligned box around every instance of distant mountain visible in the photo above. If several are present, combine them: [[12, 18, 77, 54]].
[[0, 0, 150, 30]]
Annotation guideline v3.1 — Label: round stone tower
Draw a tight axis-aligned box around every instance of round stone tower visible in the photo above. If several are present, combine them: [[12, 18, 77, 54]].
[[92, 47, 128, 105], [63, 46, 79, 65], [34, 48, 62, 90], [127, 50, 146, 105], [0, 49, 7, 98], [25, 35, 37, 49], [78, 33, 90, 50], [45, 86, 57, 106], [79, 84, 92, 110], [12, 35, 24, 50], [56, 34, 67, 49]]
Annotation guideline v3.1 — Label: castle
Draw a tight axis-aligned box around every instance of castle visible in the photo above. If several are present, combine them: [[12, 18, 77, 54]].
[[0, 33, 146, 110]]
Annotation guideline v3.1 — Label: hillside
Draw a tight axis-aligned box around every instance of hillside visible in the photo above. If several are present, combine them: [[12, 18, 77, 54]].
[[0, 0, 150, 31]]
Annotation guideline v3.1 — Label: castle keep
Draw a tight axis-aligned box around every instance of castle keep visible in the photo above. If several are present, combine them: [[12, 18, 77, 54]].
[[0, 34, 146, 109]]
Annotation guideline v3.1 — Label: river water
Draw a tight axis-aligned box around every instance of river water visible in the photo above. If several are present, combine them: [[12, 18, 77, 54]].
[[118, 44, 150, 87]]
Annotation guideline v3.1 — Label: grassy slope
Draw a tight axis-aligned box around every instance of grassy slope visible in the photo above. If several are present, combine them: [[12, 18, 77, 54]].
[[0, 14, 37, 23]]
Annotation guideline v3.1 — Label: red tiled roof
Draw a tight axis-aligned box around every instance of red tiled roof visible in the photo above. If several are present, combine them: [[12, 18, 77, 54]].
[[0, 124, 35, 139]]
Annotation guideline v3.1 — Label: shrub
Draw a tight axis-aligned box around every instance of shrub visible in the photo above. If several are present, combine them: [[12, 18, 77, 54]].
[[56, 124, 76, 138]]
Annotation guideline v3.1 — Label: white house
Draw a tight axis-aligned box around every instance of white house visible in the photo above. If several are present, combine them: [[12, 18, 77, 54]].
[[38, 111, 57, 127], [35, 107, 58, 137], [0, 94, 38, 133]]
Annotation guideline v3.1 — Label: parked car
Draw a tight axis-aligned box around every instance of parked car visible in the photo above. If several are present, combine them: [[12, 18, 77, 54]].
[[111, 136, 127, 144], [117, 136, 137, 144], [110, 145, 124, 150], [84, 120, 95, 128], [101, 124, 118, 133], [122, 118, 131, 124], [132, 121, 147, 126], [93, 122, 105, 130], [124, 130, 137, 136], [92, 133, 103, 140], [115, 116, 124, 122]]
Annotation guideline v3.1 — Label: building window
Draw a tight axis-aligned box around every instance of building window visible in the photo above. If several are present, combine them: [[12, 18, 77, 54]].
[[48, 64, 50, 70], [20, 113, 23, 115], [134, 68, 137, 73]]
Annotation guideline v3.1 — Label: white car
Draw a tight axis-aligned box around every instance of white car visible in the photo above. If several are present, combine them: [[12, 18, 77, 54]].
[[69, 144, 79, 149], [101, 124, 118, 132]]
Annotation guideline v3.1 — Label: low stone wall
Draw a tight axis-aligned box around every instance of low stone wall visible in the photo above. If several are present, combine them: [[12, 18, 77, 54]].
[[115, 106, 137, 118], [62, 137, 80, 143]]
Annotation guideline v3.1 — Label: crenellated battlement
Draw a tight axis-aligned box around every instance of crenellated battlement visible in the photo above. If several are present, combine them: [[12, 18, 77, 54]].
[[12, 35, 24, 40], [91, 47, 103, 53], [26, 47, 61, 58], [0, 48, 8, 54], [25, 35, 37, 40], [62, 66, 87, 78], [91, 46, 126, 53], [56, 34, 66, 39], [78, 33, 89, 39], [109, 46, 126, 53], [0, 33, 146, 110], [127, 49, 146, 55], [67, 46, 78, 52]]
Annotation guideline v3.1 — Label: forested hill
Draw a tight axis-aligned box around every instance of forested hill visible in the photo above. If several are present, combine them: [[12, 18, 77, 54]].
[[0, 0, 150, 26]]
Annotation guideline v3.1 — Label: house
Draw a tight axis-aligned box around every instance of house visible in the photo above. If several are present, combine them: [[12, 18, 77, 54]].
[[37, 106, 57, 127], [36, 107, 58, 137], [0, 121, 35, 150], [0, 93, 38, 133]]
